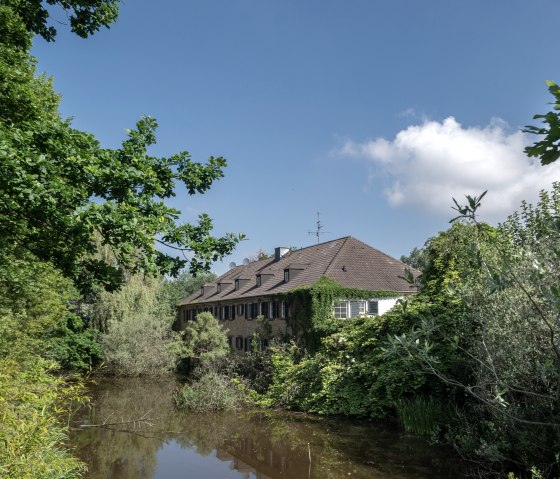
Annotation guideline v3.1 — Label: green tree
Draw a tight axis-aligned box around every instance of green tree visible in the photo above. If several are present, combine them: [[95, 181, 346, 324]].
[[5, 0, 120, 41], [97, 274, 182, 376], [0, 5, 244, 295], [400, 245, 428, 271], [387, 187, 560, 473], [524, 81, 560, 165], [182, 311, 229, 367], [159, 270, 217, 313]]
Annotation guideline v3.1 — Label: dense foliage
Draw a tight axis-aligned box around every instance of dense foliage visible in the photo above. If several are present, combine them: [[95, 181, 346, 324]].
[[284, 276, 402, 351], [387, 185, 560, 474], [0, 2, 241, 476], [95, 274, 183, 376], [257, 199, 560, 476], [0, 3, 243, 295]]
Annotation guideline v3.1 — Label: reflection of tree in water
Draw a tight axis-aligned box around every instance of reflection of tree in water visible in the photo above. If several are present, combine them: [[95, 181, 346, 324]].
[[71, 378, 464, 479], [71, 377, 181, 479]]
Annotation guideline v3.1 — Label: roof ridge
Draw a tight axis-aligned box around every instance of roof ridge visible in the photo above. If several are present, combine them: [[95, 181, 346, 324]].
[[290, 236, 350, 254], [323, 236, 349, 276]]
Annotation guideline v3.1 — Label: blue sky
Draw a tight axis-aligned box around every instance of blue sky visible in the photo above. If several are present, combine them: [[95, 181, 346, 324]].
[[33, 0, 560, 274]]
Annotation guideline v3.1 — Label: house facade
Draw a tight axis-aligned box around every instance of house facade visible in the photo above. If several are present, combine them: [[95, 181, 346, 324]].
[[177, 236, 417, 351]]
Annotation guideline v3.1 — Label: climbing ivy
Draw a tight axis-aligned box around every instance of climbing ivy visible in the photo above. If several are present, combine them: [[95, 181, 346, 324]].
[[283, 276, 403, 352]]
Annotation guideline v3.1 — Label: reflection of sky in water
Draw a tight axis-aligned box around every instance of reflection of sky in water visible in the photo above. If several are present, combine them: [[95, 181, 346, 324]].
[[155, 442, 253, 479], [71, 377, 467, 479]]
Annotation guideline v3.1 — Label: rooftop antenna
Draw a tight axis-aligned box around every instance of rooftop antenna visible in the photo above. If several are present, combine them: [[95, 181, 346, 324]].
[[308, 212, 330, 244]]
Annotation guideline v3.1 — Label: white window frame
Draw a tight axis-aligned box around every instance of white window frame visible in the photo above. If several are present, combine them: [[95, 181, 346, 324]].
[[333, 300, 349, 319]]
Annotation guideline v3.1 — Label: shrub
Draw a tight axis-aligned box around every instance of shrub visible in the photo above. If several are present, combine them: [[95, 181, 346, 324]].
[[98, 274, 183, 376], [175, 370, 250, 412], [181, 311, 229, 368]]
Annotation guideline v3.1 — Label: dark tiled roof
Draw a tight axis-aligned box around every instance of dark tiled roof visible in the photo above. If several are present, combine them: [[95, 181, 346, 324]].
[[179, 236, 417, 306]]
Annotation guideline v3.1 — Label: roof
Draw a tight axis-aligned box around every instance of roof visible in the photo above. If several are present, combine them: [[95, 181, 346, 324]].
[[179, 236, 418, 306]]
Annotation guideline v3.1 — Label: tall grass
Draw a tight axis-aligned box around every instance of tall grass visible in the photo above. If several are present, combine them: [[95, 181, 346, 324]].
[[395, 396, 446, 436]]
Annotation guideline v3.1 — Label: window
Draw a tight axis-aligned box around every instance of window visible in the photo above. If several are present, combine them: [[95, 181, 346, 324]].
[[224, 305, 229, 320], [235, 336, 243, 350], [256, 275, 262, 287], [217, 283, 221, 293], [227, 336, 233, 348], [235, 279, 239, 291], [281, 301, 289, 318], [244, 337, 251, 352], [350, 300, 366, 318], [237, 303, 244, 315], [284, 269, 289, 282], [261, 301, 269, 318], [230, 305, 235, 320], [368, 300, 379, 315], [333, 300, 348, 319]]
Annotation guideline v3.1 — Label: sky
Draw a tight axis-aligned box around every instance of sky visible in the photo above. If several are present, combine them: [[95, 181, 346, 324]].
[[32, 0, 560, 274]]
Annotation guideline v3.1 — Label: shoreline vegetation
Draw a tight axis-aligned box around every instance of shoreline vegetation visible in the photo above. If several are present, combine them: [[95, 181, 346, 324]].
[[2, 2, 560, 478]]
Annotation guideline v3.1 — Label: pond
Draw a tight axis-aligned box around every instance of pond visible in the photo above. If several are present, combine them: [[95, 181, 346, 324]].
[[70, 377, 467, 479]]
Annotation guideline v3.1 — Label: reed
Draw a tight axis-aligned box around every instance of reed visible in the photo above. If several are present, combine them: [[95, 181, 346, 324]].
[[395, 396, 445, 436]]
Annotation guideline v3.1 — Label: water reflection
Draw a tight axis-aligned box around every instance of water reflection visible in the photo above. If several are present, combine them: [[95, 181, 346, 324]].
[[70, 377, 465, 479]]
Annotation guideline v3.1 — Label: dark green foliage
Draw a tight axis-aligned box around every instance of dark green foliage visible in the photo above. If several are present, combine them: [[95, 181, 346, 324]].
[[395, 396, 448, 436], [400, 246, 428, 271], [6, 0, 120, 41], [0, 4, 242, 475], [0, 6, 243, 295], [524, 81, 560, 165], [44, 314, 102, 371], [264, 291, 465, 419], [386, 186, 560, 476]]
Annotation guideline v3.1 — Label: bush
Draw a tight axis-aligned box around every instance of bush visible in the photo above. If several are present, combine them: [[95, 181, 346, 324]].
[[181, 311, 230, 369], [98, 274, 183, 376], [175, 370, 250, 412], [0, 347, 87, 478]]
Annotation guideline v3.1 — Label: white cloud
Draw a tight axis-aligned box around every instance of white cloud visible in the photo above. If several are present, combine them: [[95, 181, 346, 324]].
[[340, 117, 560, 221]]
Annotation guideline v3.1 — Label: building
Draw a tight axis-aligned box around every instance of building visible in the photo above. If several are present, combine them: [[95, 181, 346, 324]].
[[177, 236, 417, 351]]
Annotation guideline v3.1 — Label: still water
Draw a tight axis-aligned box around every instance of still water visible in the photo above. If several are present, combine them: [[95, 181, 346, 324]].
[[70, 377, 466, 479]]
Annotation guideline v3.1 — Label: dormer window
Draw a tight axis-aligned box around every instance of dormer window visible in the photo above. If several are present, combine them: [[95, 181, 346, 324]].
[[256, 275, 262, 287], [217, 283, 221, 293], [235, 279, 239, 291], [200, 286, 204, 295], [284, 269, 289, 282]]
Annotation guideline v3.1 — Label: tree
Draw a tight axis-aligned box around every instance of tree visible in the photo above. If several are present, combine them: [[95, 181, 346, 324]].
[[400, 246, 428, 271], [182, 312, 229, 367], [524, 81, 560, 165], [387, 187, 560, 473], [159, 270, 217, 313], [4, 0, 120, 41], [0, 5, 244, 294], [97, 274, 182, 376]]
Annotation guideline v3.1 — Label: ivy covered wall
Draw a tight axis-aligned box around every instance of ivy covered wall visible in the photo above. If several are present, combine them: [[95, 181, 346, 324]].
[[283, 276, 405, 351]]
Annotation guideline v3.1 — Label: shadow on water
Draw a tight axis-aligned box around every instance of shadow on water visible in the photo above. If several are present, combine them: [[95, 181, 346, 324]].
[[70, 377, 467, 479]]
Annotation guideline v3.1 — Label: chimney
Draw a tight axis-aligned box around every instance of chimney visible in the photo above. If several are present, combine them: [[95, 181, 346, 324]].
[[275, 247, 289, 261]]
